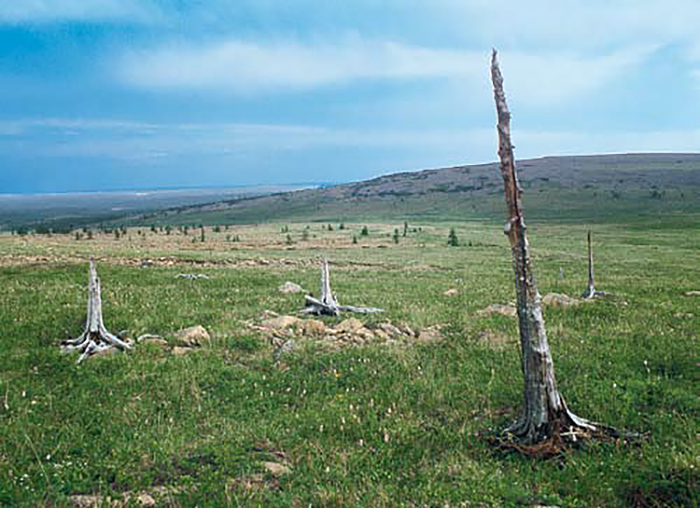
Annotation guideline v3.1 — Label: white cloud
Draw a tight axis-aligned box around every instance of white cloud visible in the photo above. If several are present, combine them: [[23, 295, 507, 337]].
[[117, 39, 654, 107], [118, 40, 482, 93], [441, 0, 700, 50], [0, 0, 160, 24]]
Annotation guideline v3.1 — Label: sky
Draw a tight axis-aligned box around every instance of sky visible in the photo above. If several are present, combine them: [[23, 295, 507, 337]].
[[1, 0, 700, 193]]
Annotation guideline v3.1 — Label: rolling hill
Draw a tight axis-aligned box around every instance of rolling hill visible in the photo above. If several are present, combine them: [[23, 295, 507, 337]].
[[126, 153, 700, 227]]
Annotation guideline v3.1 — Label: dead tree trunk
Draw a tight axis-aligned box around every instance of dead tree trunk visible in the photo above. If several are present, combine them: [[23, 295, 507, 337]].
[[491, 51, 597, 448], [61, 260, 132, 363], [302, 259, 383, 316], [582, 230, 606, 299]]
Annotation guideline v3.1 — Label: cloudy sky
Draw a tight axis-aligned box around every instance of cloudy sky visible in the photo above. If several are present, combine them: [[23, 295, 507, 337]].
[[1, 0, 700, 193]]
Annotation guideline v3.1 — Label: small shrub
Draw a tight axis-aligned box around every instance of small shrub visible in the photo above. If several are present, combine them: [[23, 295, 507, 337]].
[[447, 227, 459, 247]]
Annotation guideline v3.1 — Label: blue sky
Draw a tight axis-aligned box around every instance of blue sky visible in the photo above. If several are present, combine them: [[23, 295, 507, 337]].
[[1, 0, 700, 193]]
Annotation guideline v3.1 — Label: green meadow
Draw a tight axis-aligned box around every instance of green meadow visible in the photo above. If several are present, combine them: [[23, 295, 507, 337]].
[[1, 217, 698, 507]]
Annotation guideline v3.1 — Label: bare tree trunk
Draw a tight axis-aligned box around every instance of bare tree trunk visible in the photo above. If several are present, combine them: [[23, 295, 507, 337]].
[[62, 260, 132, 363], [302, 259, 383, 316], [491, 51, 596, 447]]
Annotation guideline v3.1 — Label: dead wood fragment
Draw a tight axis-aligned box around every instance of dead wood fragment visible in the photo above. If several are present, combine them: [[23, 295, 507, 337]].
[[300, 259, 383, 316]]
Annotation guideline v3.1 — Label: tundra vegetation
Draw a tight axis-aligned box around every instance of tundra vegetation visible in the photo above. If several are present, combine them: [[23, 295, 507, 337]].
[[0, 214, 698, 507], [1, 67, 700, 508]]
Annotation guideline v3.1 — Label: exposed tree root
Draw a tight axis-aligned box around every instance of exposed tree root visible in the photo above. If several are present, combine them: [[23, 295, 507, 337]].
[[493, 408, 642, 458], [61, 260, 132, 363]]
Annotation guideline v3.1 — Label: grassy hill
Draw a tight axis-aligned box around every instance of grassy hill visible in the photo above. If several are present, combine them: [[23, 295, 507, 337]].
[[125, 153, 700, 227]]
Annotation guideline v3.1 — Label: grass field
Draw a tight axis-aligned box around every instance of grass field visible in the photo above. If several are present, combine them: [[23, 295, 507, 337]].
[[1, 218, 699, 507]]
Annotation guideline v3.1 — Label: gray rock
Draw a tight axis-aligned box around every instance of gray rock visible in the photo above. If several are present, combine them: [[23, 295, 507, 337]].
[[279, 281, 305, 293], [172, 325, 211, 347]]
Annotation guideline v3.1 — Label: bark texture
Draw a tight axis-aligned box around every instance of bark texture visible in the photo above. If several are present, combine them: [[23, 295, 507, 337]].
[[491, 50, 595, 446], [61, 260, 132, 363], [301, 259, 383, 316]]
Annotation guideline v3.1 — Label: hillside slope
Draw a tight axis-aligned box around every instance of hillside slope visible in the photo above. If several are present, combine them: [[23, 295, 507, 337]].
[[130, 153, 700, 226]]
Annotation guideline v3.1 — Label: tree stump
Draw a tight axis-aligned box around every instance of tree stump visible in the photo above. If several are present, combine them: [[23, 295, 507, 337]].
[[301, 259, 383, 316], [61, 260, 132, 363]]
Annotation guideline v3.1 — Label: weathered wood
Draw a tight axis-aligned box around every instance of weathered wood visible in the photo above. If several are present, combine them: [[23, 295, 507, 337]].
[[581, 230, 606, 299], [301, 259, 383, 316], [61, 260, 132, 363], [491, 50, 597, 446]]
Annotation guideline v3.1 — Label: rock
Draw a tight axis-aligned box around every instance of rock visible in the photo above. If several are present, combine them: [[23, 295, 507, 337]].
[[476, 304, 517, 317], [685, 291, 700, 296], [399, 324, 416, 337], [378, 323, 402, 337], [262, 316, 301, 331], [68, 495, 104, 508], [542, 293, 580, 308], [263, 461, 292, 476], [373, 329, 390, 341], [335, 317, 364, 333], [279, 281, 305, 293], [172, 325, 211, 347], [417, 328, 442, 343], [172, 346, 194, 357], [274, 339, 298, 360], [137, 334, 169, 347], [135, 493, 156, 507], [443, 289, 459, 296], [300, 319, 326, 336], [356, 328, 375, 340]]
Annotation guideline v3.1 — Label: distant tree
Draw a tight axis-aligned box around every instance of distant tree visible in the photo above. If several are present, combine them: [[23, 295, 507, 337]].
[[339, 222, 345, 230], [352, 235, 358, 244], [285, 234, 293, 245], [403, 221, 408, 237], [281, 225, 289, 233], [114, 230, 121, 240], [183, 226, 189, 236], [165, 225, 172, 235], [447, 228, 459, 247], [302, 229, 310, 241], [200, 226, 205, 242], [87, 230, 93, 240], [150, 225, 157, 234], [327, 224, 334, 231], [360, 226, 369, 237], [213, 225, 222, 233], [75, 232, 82, 241], [393, 229, 400, 244]]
